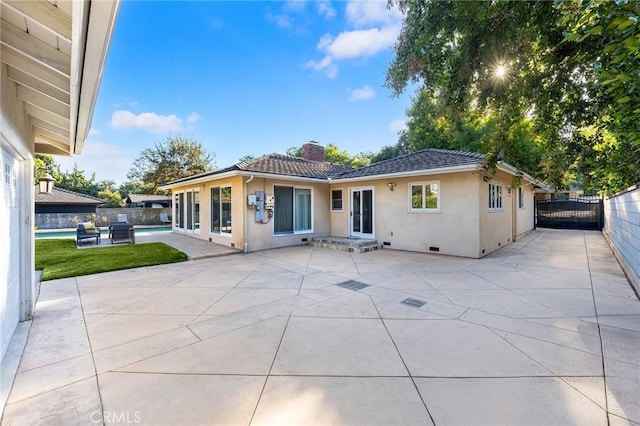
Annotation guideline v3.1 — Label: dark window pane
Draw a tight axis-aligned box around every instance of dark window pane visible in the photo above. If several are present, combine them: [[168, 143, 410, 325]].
[[331, 189, 342, 210], [274, 186, 293, 234], [211, 187, 220, 233]]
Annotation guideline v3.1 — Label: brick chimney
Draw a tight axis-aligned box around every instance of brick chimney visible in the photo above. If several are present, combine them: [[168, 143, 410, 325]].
[[302, 141, 325, 162]]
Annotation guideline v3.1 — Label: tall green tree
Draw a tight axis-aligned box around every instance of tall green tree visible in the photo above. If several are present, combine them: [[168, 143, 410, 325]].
[[286, 143, 372, 168], [127, 136, 215, 193], [386, 0, 637, 193]]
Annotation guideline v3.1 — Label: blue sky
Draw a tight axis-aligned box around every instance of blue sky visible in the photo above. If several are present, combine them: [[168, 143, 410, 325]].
[[57, 1, 414, 185]]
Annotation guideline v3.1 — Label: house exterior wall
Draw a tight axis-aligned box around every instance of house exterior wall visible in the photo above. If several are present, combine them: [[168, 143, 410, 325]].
[[245, 177, 330, 252], [516, 184, 535, 238], [1, 64, 35, 362], [169, 176, 330, 252], [330, 171, 482, 258], [478, 170, 516, 256], [603, 186, 640, 294]]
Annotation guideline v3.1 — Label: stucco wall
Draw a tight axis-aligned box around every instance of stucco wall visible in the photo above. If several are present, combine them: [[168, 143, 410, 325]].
[[170, 176, 330, 252], [244, 177, 330, 252], [330, 172, 482, 258], [516, 184, 535, 237], [479, 170, 515, 256], [603, 186, 640, 294]]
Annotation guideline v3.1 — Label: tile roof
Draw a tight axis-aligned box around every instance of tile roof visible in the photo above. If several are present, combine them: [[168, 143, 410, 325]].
[[332, 149, 485, 179], [166, 153, 353, 185], [35, 186, 105, 205], [127, 194, 172, 203]]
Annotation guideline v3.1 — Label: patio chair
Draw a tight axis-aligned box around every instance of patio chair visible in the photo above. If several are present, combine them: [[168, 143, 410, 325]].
[[110, 223, 135, 244], [108, 220, 127, 239], [159, 212, 170, 225], [76, 222, 101, 247]]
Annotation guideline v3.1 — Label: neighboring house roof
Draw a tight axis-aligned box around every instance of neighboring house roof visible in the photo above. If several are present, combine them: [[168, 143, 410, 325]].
[[165, 153, 353, 186], [332, 149, 485, 180], [35, 186, 104, 205], [127, 194, 172, 203]]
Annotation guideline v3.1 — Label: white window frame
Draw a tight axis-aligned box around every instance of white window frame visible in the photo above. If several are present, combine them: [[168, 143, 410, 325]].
[[273, 185, 314, 236], [408, 181, 440, 213], [211, 185, 233, 237], [331, 188, 343, 212], [488, 182, 503, 212]]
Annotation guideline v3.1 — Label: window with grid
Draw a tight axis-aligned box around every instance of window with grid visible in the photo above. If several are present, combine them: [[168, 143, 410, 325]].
[[331, 189, 342, 211], [489, 183, 503, 211]]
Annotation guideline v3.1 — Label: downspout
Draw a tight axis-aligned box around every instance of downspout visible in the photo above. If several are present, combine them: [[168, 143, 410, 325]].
[[243, 175, 255, 253]]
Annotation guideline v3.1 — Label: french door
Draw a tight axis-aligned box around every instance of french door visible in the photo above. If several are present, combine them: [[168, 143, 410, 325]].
[[176, 190, 199, 234], [350, 188, 374, 238]]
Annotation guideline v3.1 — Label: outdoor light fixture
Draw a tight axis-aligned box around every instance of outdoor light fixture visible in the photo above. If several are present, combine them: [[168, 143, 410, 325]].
[[38, 172, 55, 194], [387, 182, 396, 191], [483, 176, 491, 183]]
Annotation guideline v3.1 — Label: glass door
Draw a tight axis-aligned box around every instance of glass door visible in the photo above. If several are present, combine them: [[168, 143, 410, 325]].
[[184, 190, 200, 234], [350, 188, 374, 238]]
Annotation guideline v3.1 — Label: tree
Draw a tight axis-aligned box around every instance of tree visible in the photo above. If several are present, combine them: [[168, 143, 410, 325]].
[[386, 0, 637, 194], [127, 136, 215, 193], [98, 188, 122, 207], [286, 143, 372, 168]]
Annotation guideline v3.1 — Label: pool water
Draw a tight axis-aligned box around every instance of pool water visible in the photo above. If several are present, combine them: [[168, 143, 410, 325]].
[[35, 226, 172, 239]]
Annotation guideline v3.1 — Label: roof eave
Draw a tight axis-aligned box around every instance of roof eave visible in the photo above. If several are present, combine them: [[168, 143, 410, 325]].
[[72, 0, 120, 154], [331, 164, 481, 183]]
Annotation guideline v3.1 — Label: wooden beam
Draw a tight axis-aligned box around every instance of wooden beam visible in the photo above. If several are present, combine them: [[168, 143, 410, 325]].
[[34, 141, 69, 156], [24, 103, 70, 130], [8, 67, 70, 105], [1, 45, 70, 92], [18, 85, 69, 119], [31, 117, 70, 139], [3, 1, 72, 40], [1, 19, 70, 76], [34, 129, 70, 150]]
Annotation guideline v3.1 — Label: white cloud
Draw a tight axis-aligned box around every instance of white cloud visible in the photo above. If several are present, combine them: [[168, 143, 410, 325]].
[[317, 1, 336, 19], [186, 112, 201, 124], [306, 0, 402, 77], [322, 26, 400, 60], [389, 119, 407, 134], [349, 85, 375, 101], [266, 12, 293, 29], [346, 1, 402, 27], [284, 1, 307, 13], [111, 110, 183, 134]]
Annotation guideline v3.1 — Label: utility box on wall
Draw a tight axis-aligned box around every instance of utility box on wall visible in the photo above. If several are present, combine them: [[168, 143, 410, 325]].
[[254, 191, 266, 223]]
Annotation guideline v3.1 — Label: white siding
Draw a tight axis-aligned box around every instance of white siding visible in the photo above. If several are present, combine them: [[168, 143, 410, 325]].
[[604, 187, 640, 294]]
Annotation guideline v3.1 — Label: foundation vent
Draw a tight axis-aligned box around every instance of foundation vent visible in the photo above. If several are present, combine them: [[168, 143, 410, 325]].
[[383, 241, 391, 246], [429, 246, 440, 252]]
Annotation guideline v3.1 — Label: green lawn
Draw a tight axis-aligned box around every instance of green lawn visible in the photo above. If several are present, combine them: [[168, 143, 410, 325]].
[[36, 239, 188, 281]]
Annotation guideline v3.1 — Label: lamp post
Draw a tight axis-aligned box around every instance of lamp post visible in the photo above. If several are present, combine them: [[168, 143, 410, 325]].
[[38, 172, 55, 194]]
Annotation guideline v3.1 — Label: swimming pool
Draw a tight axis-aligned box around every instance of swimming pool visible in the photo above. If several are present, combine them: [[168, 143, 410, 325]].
[[35, 226, 172, 239]]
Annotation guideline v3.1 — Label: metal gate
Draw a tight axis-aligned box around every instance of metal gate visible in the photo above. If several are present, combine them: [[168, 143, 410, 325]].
[[536, 198, 604, 230]]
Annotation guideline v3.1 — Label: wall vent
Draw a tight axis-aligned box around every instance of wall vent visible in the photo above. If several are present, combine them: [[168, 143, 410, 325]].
[[383, 241, 391, 246], [498, 242, 501, 246], [209, 238, 212, 242], [230, 242, 236, 248], [482, 249, 486, 254], [429, 246, 440, 252], [301, 238, 308, 242]]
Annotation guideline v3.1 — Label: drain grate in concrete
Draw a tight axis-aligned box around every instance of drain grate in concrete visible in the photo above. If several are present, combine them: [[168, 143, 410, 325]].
[[401, 297, 427, 308], [337, 280, 370, 291]]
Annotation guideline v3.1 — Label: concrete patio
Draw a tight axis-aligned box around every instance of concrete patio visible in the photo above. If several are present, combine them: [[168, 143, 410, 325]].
[[2, 229, 639, 425]]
